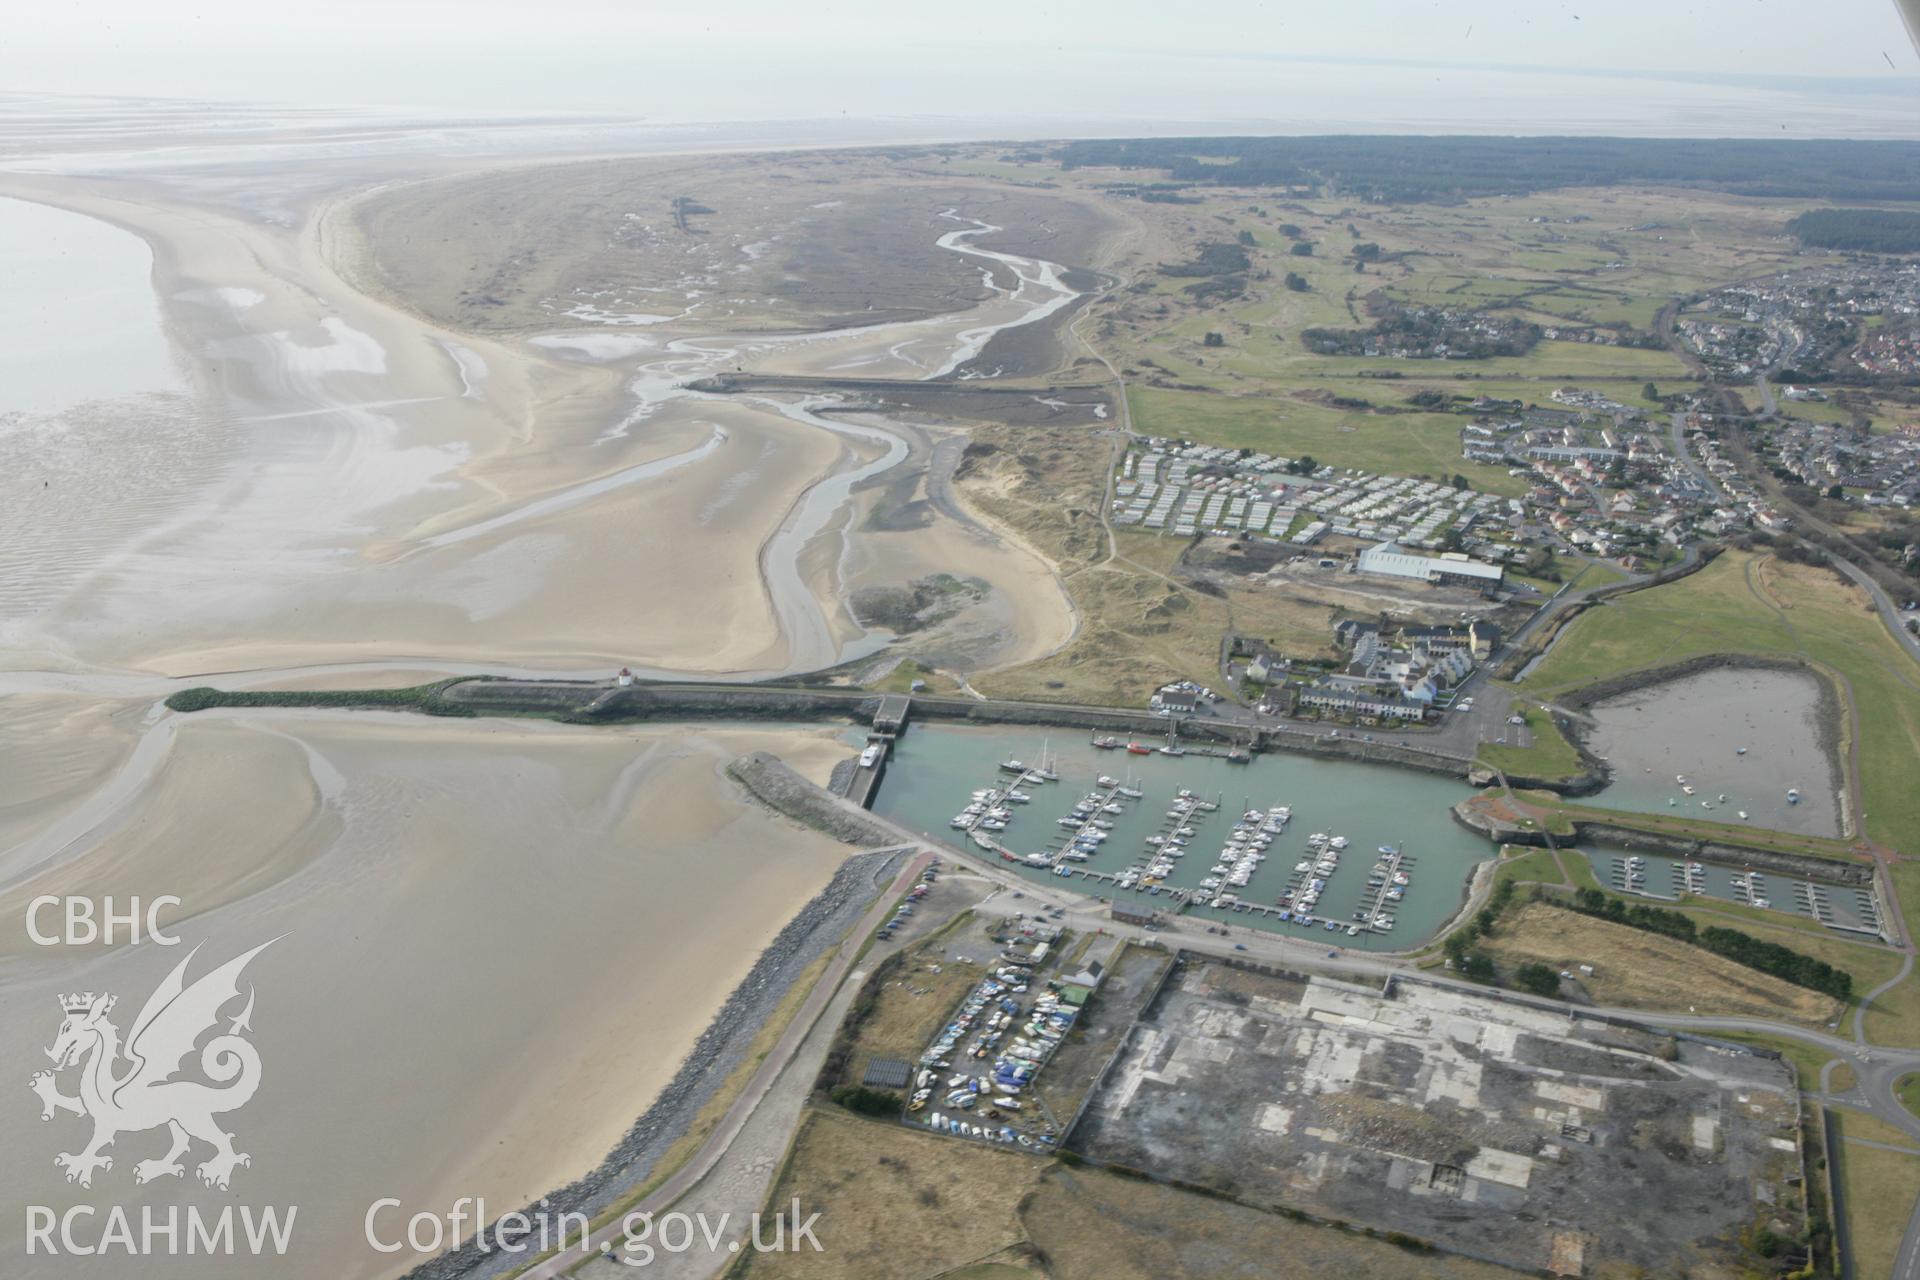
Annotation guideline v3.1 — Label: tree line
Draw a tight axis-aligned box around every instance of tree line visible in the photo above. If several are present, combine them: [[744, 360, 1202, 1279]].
[[1302, 308, 1539, 360], [1058, 137, 1920, 204], [1787, 208, 1920, 253], [1569, 887, 1853, 1000]]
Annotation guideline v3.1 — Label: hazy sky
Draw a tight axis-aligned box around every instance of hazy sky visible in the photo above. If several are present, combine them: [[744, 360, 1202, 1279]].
[[4, 1, 1917, 135]]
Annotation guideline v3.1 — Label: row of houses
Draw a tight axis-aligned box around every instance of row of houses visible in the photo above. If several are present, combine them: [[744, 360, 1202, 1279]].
[[1682, 262, 1920, 382], [1286, 618, 1500, 724], [1458, 396, 1760, 558], [1769, 418, 1920, 509]]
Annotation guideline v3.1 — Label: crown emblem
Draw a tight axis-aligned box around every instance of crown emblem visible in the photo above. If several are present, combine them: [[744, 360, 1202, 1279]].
[[59, 992, 111, 1015]]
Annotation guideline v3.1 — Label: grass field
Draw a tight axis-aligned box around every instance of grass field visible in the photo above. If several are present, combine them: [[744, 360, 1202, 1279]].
[[1651, 889, 1892, 951], [1526, 791, 1862, 861], [1476, 702, 1586, 781], [1125, 386, 1529, 495], [736, 1109, 1525, 1280], [1518, 550, 1920, 1044], [1021, 1163, 1521, 1280], [1836, 1105, 1917, 1151], [833, 923, 987, 1091], [1865, 972, 1920, 1049], [1567, 559, 1629, 591], [1552, 850, 1606, 892], [957, 425, 1228, 703], [1900, 1073, 1920, 1121], [1522, 554, 1919, 857], [1475, 900, 1846, 1029], [734, 1108, 1037, 1280], [1383, 271, 1672, 331], [1493, 846, 1566, 888], [1833, 1113, 1920, 1280], [1488, 846, 1603, 895], [1639, 900, 1910, 1012], [962, 422, 1348, 702]]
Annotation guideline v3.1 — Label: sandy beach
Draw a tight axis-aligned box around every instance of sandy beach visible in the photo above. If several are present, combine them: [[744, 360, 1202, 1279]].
[[0, 163, 1100, 682], [0, 123, 1125, 1280], [0, 713, 857, 1278]]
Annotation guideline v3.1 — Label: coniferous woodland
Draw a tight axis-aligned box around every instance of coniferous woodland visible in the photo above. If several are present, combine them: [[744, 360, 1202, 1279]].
[[1059, 136, 1920, 203], [1787, 208, 1920, 253]]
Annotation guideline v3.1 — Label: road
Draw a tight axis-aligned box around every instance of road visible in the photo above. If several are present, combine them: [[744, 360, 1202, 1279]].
[[1669, 409, 1724, 497], [857, 795, 1920, 1279], [1828, 550, 1920, 664], [1204, 558, 1657, 763], [1722, 374, 1920, 669], [378, 744, 1917, 1280]]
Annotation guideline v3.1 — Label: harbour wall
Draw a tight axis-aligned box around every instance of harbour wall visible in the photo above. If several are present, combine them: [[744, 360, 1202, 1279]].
[[1450, 801, 1872, 886], [1546, 652, 1851, 834], [437, 677, 1475, 778]]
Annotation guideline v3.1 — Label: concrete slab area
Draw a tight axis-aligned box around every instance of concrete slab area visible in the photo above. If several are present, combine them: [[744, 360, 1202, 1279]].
[[1068, 958, 1805, 1276]]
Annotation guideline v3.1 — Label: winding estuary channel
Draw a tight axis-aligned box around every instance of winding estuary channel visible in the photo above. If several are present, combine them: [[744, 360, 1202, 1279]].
[[522, 210, 1087, 674]]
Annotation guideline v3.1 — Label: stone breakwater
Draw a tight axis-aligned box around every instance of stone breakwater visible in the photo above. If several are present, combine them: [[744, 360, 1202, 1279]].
[[728, 750, 901, 844], [1470, 652, 1850, 803], [410, 842, 908, 1280]]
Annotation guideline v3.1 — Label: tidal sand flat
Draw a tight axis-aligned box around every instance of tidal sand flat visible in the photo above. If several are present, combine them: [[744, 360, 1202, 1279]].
[[0, 144, 1112, 1280], [1, 163, 1093, 683], [0, 714, 855, 1279], [834, 465, 1079, 672], [0, 694, 144, 853]]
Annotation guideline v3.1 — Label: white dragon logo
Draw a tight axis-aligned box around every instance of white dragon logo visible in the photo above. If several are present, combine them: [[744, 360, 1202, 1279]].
[[28, 939, 275, 1191]]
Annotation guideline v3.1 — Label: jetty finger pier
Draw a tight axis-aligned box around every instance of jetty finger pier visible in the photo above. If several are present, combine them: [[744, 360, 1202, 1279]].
[[940, 743, 1416, 939]]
